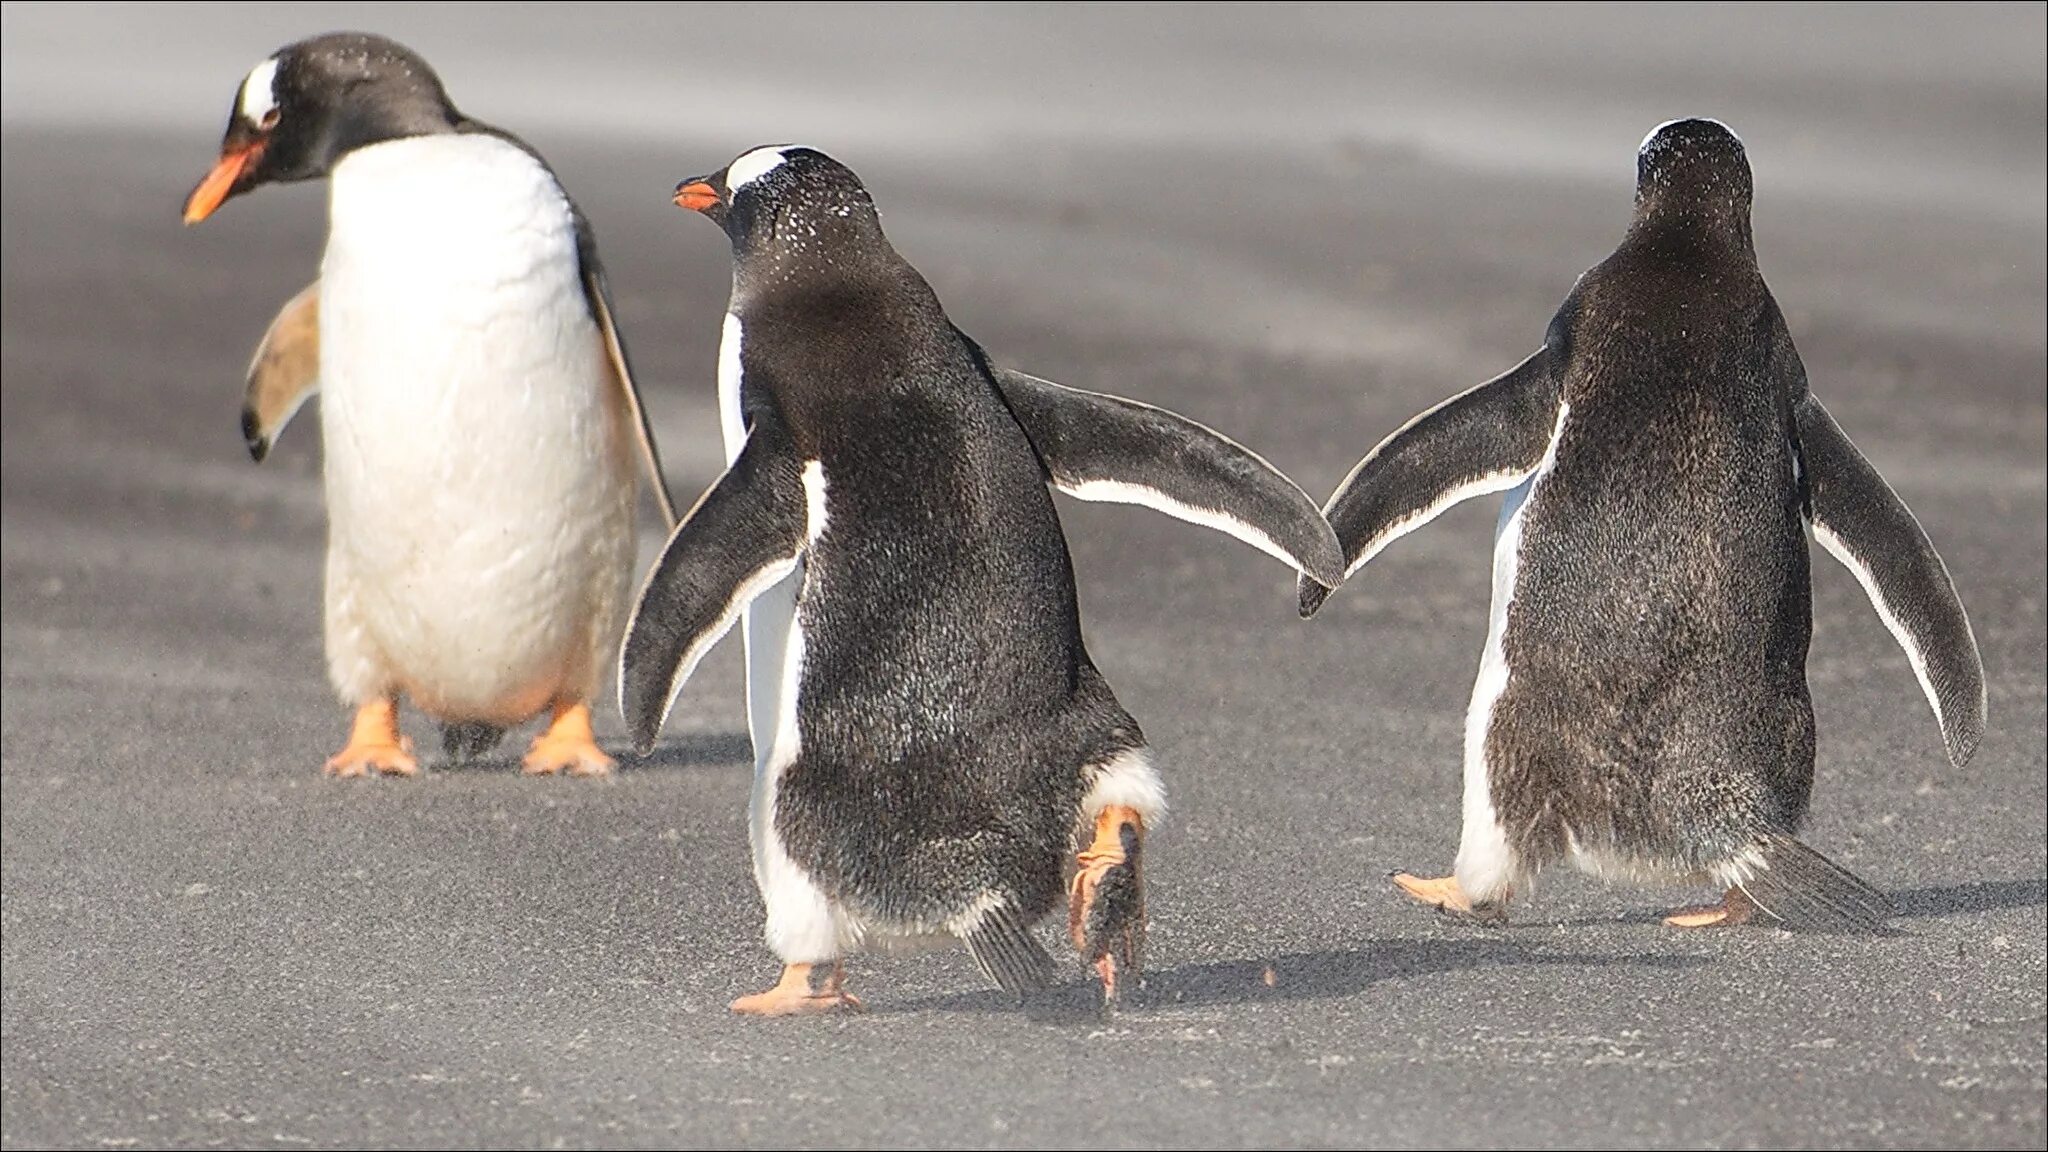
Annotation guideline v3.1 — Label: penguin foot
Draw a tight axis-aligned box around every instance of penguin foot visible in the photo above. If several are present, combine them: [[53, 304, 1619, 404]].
[[1391, 871, 1475, 914], [522, 700, 615, 778], [730, 962, 864, 1017], [1069, 805, 1146, 1004], [324, 698, 418, 778], [1662, 887, 1755, 929]]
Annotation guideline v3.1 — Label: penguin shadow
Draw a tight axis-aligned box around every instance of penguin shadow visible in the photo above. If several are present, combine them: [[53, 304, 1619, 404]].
[[426, 730, 752, 775], [1540, 877, 2046, 933], [893, 938, 1706, 1021], [1889, 877, 2046, 920]]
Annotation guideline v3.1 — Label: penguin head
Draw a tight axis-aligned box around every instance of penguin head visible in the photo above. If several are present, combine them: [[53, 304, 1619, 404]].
[[184, 32, 460, 224], [1633, 118, 1754, 224], [673, 146, 888, 271]]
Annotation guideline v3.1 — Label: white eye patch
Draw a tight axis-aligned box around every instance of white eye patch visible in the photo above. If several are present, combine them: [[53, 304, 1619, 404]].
[[725, 145, 792, 192], [239, 57, 281, 124]]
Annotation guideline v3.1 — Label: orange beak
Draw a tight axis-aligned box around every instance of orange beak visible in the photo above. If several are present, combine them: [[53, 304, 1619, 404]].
[[183, 140, 265, 224], [673, 181, 720, 213]]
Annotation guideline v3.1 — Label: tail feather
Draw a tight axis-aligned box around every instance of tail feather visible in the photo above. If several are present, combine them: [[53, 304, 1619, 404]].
[[1736, 834, 1893, 933], [441, 721, 506, 763], [964, 905, 1057, 995]]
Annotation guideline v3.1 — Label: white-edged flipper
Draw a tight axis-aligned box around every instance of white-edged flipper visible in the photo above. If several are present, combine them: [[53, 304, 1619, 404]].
[[243, 268, 678, 534], [1302, 347, 1561, 616], [619, 412, 808, 752], [1795, 393, 1986, 767], [991, 364, 1342, 585], [241, 280, 321, 463]]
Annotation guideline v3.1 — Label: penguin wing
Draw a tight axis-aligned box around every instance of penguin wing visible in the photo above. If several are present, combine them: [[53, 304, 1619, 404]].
[[1301, 347, 1561, 617], [240, 281, 321, 463], [617, 414, 808, 754], [992, 367, 1344, 585], [1796, 393, 1986, 767], [580, 255, 681, 530]]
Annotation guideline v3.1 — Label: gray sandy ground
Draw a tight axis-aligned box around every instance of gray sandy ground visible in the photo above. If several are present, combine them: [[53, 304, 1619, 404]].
[[2, 4, 2043, 1148]]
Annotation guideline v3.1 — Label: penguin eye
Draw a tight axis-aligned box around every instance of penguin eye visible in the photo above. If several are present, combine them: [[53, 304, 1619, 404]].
[[260, 107, 281, 130]]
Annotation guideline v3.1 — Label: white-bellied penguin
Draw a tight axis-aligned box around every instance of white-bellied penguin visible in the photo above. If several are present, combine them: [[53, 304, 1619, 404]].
[[1300, 118, 1985, 931], [185, 33, 678, 777], [623, 145, 1344, 1013]]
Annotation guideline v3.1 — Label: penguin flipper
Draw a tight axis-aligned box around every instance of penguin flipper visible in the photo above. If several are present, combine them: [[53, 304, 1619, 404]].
[[1795, 393, 1986, 767], [241, 280, 321, 463], [617, 415, 808, 754], [582, 258, 681, 530], [989, 364, 1344, 586], [1735, 834, 1893, 933], [1302, 347, 1561, 617]]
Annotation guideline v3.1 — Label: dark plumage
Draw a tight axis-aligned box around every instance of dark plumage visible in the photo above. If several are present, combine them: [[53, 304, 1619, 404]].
[[1306, 119, 1984, 931], [623, 146, 1337, 1011]]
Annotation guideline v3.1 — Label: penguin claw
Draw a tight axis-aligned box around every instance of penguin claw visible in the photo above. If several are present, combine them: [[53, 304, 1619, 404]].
[[1069, 806, 1147, 1005], [521, 747, 615, 778], [323, 740, 418, 778]]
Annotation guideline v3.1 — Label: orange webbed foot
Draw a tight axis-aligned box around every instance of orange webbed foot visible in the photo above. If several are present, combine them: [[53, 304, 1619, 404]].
[[1663, 887, 1755, 929], [1391, 871, 1510, 922], [522, 700, 615, 778], [325, 698, 418, 778], [1391, 871, 1473, 912], [730, 963, 864, 1017], [1069, 805, 1146, 1004]]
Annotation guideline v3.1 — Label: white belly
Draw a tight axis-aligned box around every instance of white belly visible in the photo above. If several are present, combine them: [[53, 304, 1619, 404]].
[[720, 311, 806, 768], [1455, 401, 1571, 900], [318, 134, 635, 723]]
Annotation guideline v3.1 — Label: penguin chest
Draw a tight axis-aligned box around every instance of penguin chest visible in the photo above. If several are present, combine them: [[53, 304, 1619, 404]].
[[317, 135, 635, 718]]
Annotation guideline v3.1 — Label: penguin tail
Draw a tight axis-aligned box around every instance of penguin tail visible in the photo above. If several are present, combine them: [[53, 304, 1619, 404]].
[[1735, 834, 1893, 933], [963, 905, 1057, 997], [440, 721, 506, 764]]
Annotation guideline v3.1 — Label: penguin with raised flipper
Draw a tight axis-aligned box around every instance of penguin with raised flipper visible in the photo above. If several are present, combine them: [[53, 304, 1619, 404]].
[[1301, 118, 1984, 931], [624, 145, 1343, 1012], [186, 33, 677, 778]]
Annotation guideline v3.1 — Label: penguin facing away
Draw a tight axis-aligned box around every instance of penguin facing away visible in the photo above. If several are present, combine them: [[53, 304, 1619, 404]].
[[1300, 119, 1985, 930], [625, 146, 1344, 1013], [185, 33, 678, 778]]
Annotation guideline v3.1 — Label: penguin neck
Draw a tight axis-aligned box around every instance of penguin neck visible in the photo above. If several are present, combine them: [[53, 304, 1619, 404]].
[[303, 103, 462, 181], [728, 223, 920, 308], [1625, 196, 1756, 264]]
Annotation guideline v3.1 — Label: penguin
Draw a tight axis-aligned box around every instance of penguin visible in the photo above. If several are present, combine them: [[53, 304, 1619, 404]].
[[1299, 119, 1985, 931], [622, 145, 1345, 1013], [184, 33, 677, 778]]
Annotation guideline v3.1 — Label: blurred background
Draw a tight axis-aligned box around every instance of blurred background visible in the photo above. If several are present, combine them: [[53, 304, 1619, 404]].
[[5, 1, 2043, 213]]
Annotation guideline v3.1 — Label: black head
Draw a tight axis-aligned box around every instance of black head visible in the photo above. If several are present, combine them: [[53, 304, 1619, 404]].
[[672, 146, 891, 281], [184, 32, 460, 224], [1633, 118, 1755, 229]]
